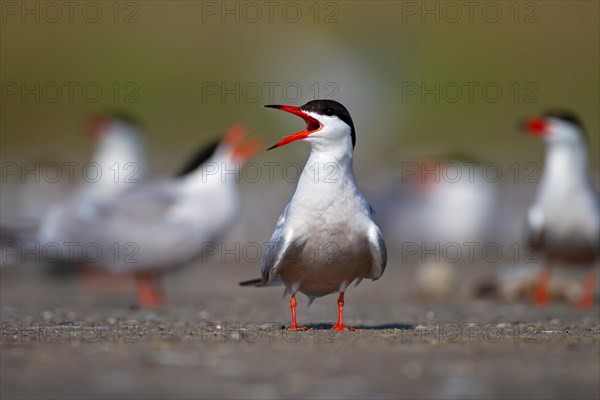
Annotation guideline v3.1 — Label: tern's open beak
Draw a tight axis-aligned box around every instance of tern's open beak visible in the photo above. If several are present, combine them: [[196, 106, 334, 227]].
[[522, 117, 548, 136], [264, 105, 322, 150], [221, 123, 264, 163]]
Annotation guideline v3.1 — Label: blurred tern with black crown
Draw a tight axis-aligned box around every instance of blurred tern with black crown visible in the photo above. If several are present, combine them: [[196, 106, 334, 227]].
[[523, 112, 599, 308], [39, 122, 261, 307], [85, 124, 262, 307], [243, 100, 387, 331]]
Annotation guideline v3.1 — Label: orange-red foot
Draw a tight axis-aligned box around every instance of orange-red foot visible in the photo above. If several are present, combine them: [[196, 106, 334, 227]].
[[534, 267, 551, 306], [287, 294, 310, 330], [578, 272, 597, 309], [287, 324, 311, 331], [333, 323, 357, 332], [332, 292, 357, 331], [135, 272, 165, 309]]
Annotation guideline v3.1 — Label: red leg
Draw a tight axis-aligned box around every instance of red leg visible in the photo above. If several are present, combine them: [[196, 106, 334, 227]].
[[534, 267, 551, 306], [135, 272, 165, 308], [333, 292, 357, 331], [288, 294, 309, 331], [578, 271, 597, 309]]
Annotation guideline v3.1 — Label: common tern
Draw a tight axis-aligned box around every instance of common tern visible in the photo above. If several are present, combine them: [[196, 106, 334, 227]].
[[243, 100, 387, 330], [523, 112, 599, 308]]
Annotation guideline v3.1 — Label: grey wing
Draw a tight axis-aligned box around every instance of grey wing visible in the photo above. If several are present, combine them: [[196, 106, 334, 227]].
[[367, 222, 387, 280], [92, 182, 204, 270], [100, 182, 178, 220], [261, 203, 296, 284]]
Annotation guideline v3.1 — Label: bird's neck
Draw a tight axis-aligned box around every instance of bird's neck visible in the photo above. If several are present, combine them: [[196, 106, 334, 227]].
[[81, 134, 145, 200], [182, 154, 238, 193], [541, 141, 590, 190], [299, 142, 356, 186]]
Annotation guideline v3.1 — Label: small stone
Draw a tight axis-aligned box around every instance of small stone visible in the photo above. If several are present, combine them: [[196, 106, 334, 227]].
[[198, 311, 210, 320]]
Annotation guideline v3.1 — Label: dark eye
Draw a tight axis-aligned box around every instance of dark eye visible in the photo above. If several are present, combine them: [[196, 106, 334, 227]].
[[325, 108, 335, 116]]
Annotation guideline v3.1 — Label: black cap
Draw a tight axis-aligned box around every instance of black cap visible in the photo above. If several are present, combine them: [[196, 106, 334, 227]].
[[300, 100, 356, 148], [543, 110, 584, 129]]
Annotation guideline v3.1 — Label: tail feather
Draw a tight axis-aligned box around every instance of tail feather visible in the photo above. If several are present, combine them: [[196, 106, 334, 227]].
[[239, 277, 264, 287], [239, 276, 284, 287]]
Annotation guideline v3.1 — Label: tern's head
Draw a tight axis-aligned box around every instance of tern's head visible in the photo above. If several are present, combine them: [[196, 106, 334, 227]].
[[523, 111, 587, 147], [85, 113, 146, 186], [265, 100, 356, 151], [86, 112, 143, 143], [178, 123, 263, 180]]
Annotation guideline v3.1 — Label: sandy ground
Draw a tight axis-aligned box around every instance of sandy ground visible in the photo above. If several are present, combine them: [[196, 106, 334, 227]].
[[1, 258, 599, 400]]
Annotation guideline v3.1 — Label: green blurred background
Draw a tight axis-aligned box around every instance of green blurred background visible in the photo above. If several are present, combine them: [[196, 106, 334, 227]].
[[1, 0, 598, 190]]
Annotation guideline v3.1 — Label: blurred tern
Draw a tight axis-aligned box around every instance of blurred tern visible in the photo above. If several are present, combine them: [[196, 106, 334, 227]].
[[375, 156, 498, 298], [86, 124, 262, 307], [38, 113, 147, 261], [244, 100, 387, 331], [523, 112, 599, 308]]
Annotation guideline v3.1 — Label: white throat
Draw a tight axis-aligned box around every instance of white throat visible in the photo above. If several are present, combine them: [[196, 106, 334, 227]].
[[542, 139, 589, 190]]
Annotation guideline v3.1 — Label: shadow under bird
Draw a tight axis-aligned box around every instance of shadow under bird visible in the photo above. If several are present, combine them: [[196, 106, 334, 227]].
[[523, 112, 599, 308], [241, 100, 387, 331]]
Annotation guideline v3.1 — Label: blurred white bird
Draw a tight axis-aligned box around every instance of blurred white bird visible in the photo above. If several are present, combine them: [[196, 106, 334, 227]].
[[1, 113, 147, 277], [379, 156, 498, 246], [523, 112, 599, 308], [375, 156, 498, 298], [37, 113, 147, 263], [77, 124, 262, 307]]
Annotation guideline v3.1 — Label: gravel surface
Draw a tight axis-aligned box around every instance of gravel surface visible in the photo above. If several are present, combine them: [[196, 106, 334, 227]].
[[1, 261, 599, 399]]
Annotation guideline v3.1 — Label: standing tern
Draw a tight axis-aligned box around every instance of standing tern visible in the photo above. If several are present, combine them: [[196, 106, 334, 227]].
[[37, 113, 147, 263], [86, 124, 262, 307], [523, 112, 599, 308], [245, 100, 387, 330]]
